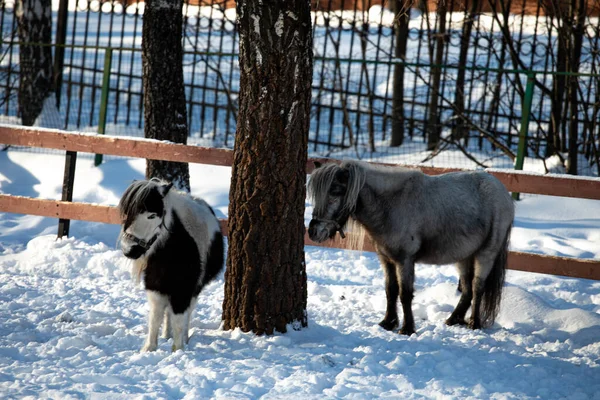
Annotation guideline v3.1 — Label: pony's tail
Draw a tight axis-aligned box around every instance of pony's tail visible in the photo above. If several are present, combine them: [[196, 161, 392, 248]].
[[480, 225, 511, 327]]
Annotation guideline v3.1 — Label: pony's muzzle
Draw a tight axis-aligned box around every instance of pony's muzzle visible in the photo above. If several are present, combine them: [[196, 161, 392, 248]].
[[120, 236, 146, 259], [308, 219, 336, 243], [122, 244, 146, 260]]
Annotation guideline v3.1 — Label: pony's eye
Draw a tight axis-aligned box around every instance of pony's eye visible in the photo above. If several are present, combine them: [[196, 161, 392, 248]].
[[147, 214, 157, 220]]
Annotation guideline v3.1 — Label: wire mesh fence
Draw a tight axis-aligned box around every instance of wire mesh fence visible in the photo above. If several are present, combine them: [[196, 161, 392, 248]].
[[0, 0, 599, 175]]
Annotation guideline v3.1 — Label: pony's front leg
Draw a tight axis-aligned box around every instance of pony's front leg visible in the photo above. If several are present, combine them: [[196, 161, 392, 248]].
[[141, 291, 168, 352], [378, 262, 399, 331], [162, 310, 172, 339], [396, 259, 415, 335]]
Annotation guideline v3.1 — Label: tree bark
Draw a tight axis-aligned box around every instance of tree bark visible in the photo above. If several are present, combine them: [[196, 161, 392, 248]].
[[391, 0, 412, 147], [16, 0, 54, 126], [142, 0, 190, 191], [222, 0, 312, 335]]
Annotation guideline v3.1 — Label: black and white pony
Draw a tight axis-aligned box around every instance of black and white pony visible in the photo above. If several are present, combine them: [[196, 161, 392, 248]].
[[307, 161, 514, 335], [118, 178, 224, 352]]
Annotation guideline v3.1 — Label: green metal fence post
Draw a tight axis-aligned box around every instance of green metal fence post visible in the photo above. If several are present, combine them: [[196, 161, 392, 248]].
[[95, 47, 113, 166], [512, 72, 535, 200]]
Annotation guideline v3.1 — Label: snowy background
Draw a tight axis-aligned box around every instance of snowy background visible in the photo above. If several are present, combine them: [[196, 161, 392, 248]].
[[0, 150, 599, 399]]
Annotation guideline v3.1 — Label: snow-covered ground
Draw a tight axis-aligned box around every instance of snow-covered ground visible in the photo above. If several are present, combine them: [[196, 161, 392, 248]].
[[0, 151, 599, 399]]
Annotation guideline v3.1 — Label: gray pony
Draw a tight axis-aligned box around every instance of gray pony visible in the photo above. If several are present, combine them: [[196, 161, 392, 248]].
[[307, 161, 514, 335]]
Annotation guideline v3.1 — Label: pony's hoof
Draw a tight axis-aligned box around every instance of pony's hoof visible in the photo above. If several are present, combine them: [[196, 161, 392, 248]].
[[378, 318, 399, 331], [445, 316, 466, 326], [399, 326, 415, 336], [172, 344, 180, 352], [140, 343, 157, 353], [467, 319, 481, 330]]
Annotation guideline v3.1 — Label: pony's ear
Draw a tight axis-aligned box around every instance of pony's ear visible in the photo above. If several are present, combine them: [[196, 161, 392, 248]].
[[335, 169, 350, 185], [159, 182, 173, 197], [313, 161, 322, 169]]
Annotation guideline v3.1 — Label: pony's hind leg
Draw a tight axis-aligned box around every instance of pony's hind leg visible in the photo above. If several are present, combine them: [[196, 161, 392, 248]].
[[170, 297, 197, 351], [184, 297, 198, 344], [446, 258, 474, 326], [468, 210, 511, 330], [170, 311, 187, 351], [141, 290, 168, 352], [469, 255, 495, 329], [378, 261, 399, 331]]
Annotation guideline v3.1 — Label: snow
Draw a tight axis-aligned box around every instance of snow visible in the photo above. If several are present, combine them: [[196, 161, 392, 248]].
[[1, 151, 600, 398]]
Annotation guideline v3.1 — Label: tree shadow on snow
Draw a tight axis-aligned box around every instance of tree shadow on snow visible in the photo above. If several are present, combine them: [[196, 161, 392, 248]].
[[97, 158, 144, 199], [0, 151, 41, 198]]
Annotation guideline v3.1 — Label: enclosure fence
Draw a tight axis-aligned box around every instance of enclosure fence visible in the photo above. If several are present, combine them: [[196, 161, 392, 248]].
[[1, 124, 600, 280], [1, 0, 600, 174]]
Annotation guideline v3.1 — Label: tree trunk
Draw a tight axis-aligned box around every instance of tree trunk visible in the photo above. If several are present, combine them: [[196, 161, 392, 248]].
[[546, 4, 568, 156], [16, 0, 53, 126], [391, 0, 411, 147], [358, 3, 375, 152], [427, 0, 447, 151], [452, 0, 480, 142], [485, 0, 508, 145], [222, 0, 312, 335], [142, 0, 190, 191], [567, 0, 585, 174]]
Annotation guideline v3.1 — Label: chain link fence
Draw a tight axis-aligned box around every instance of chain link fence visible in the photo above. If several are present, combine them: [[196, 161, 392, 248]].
[[1, 0, 599, 174]]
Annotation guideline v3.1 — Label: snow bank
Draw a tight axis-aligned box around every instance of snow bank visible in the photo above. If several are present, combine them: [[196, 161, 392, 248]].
[[0, 152, 599, 398], [0, 236, 598, 398]]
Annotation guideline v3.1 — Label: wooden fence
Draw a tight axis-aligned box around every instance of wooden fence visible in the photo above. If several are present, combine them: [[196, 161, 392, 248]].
[[1, 124, 599, 280]]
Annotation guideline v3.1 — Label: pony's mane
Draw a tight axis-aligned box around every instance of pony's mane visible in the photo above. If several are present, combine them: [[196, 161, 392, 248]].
[[118, 179, 164, 228], [307, 161, 366, 217]]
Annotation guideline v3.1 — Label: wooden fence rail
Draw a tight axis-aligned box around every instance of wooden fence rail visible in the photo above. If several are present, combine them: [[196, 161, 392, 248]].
[[1, 124, 599, 280], [2, 125, 600, 199]]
